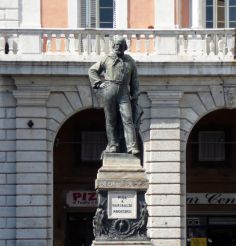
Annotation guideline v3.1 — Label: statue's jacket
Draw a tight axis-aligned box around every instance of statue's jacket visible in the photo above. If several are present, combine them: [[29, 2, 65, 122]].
[[88, 53, 140, 101]]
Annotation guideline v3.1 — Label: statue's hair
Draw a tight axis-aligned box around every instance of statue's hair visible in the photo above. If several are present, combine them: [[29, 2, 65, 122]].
[[112, 35, 128, 50]]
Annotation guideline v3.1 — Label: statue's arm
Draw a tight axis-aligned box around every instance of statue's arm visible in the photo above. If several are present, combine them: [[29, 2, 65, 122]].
[[88, 59, 105, 89], [130, 60, 140, 101]]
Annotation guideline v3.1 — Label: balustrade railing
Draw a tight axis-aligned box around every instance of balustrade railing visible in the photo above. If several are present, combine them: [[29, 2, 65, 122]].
[[0, 28, 235, 61]]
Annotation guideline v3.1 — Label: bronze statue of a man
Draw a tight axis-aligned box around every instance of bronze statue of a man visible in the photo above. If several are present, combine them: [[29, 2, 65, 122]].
[[88, 36, 140, 154]]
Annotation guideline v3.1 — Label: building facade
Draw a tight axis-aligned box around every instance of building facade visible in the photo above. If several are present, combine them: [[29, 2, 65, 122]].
[[0, 0, 236, 246]]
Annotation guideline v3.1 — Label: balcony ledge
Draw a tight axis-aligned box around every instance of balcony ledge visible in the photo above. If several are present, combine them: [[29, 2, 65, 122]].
[[0, 59, 235, 77]]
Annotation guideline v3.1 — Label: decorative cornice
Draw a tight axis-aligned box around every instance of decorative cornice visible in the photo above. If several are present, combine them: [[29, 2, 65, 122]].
[[95, 179, 149, 190], [0, 61, 235, 76]]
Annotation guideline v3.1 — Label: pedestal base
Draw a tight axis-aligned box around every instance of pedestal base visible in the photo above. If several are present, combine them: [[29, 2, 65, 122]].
[[92, 240, 152, 246], [93, 153, 151, 245]]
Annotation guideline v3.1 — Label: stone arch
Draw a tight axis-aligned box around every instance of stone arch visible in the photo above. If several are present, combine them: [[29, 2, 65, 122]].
[[46, 85, 101, 244], [176, 87, 225, 237], [179, 86, 236, 242], [180, 85, 228, 144]]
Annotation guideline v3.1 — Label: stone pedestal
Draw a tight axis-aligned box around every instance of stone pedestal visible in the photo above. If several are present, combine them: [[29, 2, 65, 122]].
[[92, 153, 151, 246]]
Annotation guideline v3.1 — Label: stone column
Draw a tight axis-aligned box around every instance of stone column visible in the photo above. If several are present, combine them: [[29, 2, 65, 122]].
[[13, 89, 50, 246], [19, 0, 41, 54], [114, 0, 128, 29], [146, 91, 184, 246], [191, 0, 204, 28], [189, 0, 205, 58], [68, 0, 79, 28]]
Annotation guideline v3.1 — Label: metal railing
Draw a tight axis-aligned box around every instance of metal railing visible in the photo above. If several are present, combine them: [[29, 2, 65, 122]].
[[0, 28, 235, 61]]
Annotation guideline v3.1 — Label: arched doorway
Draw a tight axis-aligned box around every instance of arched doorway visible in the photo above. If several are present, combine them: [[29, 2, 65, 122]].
[[186, 109, 236, 246], [53, 108, 106, 246]]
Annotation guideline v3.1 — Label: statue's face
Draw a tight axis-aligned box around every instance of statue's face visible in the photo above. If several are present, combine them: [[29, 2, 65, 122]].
[[113, 40, 126, 56]]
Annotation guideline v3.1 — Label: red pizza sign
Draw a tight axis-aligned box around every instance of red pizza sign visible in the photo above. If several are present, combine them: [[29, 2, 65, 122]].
[[66, 191, 97, 207]]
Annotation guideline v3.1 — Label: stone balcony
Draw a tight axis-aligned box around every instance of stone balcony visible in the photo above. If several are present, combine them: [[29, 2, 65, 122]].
[[0, 28, 235, 62], [0, 28, 235, 78]]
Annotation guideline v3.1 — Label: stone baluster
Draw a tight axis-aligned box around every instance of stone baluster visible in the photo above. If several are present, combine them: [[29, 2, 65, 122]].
[[145, 34, 150, 55], [226, 33, 234, 58], [82, 33, 88, 57], [77, 33, 82, 55], [125, 34, 131, 54], [90, 35, 97, 57], [95, 34, 100, 56], [99, 34, 105, 56], [46, 34, 52, 54], [55, 34, 61, 54], [136, 34, 141, 54], [88, 33, 92, 56], [183, 34, 188, 55], [0, 35, 5, 55], [209, 34, 215, 56], [153, 33, 158, 55], [186, 34, 193, 56], [8, 35, 14, 55], [11, 34, 19, 55], [217, 34, 224, 58], [201, 34, 207, 56], [178, 34, 185, 56], [68, 33, 75, 54], [62, 33, 68, 54], [41, 33, 46, 54]]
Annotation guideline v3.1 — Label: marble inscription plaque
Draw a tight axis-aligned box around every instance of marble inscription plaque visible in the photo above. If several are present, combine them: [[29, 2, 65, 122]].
[[108, 191, 137, 219]]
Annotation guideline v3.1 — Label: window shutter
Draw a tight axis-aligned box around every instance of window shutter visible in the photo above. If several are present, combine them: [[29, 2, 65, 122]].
[[80, 0, 97, 28], [90, 0, 96, 28], [81, 0, 87, 27]]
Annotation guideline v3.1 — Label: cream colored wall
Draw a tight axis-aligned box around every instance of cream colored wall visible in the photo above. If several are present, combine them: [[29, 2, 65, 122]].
[[41, 0, 68, 27]]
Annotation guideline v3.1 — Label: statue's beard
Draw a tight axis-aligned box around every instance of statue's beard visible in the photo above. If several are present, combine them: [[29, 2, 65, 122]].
[[114, 50, 124, 56]]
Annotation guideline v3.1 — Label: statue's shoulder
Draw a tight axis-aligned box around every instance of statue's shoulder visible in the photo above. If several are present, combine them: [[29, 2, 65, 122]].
[[124, 54, 136, 63]]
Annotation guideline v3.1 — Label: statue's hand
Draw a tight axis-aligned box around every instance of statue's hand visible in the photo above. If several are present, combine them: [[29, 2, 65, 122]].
[[93, 81, 102, 89], [99, 82, 107, 89]]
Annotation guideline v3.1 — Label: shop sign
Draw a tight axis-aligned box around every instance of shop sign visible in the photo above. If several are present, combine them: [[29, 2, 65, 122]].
[[108, 191, 137, 219], [66, 190, 97, 207], [190, 238, 207, 246], [187, 193, 236, 205]]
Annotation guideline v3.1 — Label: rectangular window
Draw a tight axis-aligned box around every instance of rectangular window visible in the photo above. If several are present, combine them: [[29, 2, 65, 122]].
[[206, 0, 214, 28], [81, 131, 107, 161], [198, 131, 225, 162], [229, 0, 236, 27], [205, 0, 236, 28], [80, 0, 114, 28], [99, 0, 114, 28]]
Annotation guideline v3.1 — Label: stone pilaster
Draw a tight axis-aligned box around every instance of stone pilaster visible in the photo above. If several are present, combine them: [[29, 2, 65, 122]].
[[13, 90, 50, 246], [146, 91, 184, 246], [191, 0, 204, 28]]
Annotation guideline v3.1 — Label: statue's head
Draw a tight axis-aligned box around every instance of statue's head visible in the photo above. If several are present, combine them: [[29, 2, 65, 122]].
[[112, 35, 128, 57]]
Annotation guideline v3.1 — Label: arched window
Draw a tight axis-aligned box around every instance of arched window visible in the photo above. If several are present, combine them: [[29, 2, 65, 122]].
[[206, 0, 236, 28]]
